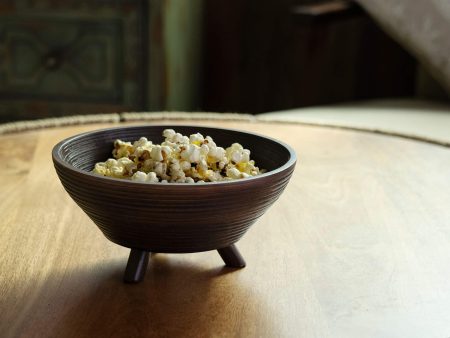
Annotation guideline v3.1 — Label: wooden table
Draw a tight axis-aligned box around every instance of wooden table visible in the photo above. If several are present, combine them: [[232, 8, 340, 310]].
[[1, 120, 450, 338]]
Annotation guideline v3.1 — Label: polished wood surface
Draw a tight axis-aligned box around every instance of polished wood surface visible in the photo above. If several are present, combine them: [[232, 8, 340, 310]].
[[1, 121, 450, 338]]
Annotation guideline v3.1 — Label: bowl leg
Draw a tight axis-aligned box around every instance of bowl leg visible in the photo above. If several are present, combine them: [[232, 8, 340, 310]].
[[123, 249, 150, 283], [217, 244, 246, 268]]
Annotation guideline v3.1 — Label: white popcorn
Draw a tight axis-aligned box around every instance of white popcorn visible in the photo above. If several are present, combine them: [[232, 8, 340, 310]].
[[161, 145, 172, 158], [180, 160, 191, 171], [133, 147, 151, 160], [200, 144, 209, 156], [105, 158, 118, 167], [117, 157, 134, 167], [147, 172, 159, 182], [162, 129, 176, 139], [131, 171, 147, 182], [113, 140, 133, 158], [154, 162, 168, 179], [131, 171, 159, 183], [93, 162, 108, 176], [150, 146, 164, 161], [110, 166, 125, 177], [108, 157, 136, 177], [169, 159, 185, 181], [205, 170, 223, 182], [93, 129, 263, 183], [226, 167, 242, 179], [173, 133, 189, 144], [170, 160, 181, 171], [163, 129, 188, 144], [190, 133, 205, 145], [208, 146, 226, 162], [180, 144, 201, 163], [198, 159, 208, 172], [226, 143, 250, 164], [133, 137, 152, 148], [204, 136, 216, 147]]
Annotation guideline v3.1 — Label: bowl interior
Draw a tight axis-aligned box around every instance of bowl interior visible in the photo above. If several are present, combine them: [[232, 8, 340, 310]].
[[56, 125, 294, 177]]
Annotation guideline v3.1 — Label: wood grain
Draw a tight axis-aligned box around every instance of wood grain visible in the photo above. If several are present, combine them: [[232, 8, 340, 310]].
[[1, 121, 450, 338]]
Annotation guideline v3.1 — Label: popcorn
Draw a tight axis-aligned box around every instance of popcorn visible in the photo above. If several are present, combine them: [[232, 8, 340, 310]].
[[204, 136, 216, 147], [94, 157, 136, 178], [93, 162, 108, 176], [208, 146, 226, 162], [154, 162, 169, 180], [162, 129, 176, 139], [113, 140, 133, 158], [133, 137, 152, 148], [185, 177, 195, 183], [163, 129, 189, 144], [190, 133, 205, 145], [226, 143, 250, 164], [180, 144, 201, 163], [151, 146, 164, 162], [180, 160, 191, 171], [226, 167, 241, 179], [117, 157, 137, 175], [131, 171, 159, 183], [92, 129, 263, 183]]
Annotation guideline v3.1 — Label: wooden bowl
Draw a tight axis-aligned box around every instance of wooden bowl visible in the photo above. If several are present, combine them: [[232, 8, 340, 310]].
[[52, 125, 296, 282]]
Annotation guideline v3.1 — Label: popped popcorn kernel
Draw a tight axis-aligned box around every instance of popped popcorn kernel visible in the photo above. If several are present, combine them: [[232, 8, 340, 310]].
[[93, 129, 263, 183], [131, 171, 159, 183], [190, 133, 204, 146], [113, 140, 133, 159]]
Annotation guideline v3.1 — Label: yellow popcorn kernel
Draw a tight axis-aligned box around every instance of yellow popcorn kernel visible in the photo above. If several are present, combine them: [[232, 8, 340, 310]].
[[190, 132, 205, 145], [237, 162, 247, 172]]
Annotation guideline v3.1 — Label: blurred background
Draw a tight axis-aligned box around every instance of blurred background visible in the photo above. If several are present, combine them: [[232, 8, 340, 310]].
[[0, 0, 448, 123]]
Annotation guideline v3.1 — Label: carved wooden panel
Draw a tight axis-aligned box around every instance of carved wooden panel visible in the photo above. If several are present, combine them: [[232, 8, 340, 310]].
[[0, 0, 148, 122]]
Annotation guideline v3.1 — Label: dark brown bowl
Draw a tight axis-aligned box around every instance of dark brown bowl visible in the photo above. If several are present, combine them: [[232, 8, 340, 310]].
[[52, 125, 296, 281]]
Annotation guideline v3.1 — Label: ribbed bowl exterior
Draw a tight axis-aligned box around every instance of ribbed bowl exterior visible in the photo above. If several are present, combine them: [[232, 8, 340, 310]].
[[52, 126, 296, 253]]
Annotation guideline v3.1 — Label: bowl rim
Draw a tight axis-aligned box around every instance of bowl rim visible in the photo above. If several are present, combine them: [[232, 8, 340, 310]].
[[52, 124, 297, 186]]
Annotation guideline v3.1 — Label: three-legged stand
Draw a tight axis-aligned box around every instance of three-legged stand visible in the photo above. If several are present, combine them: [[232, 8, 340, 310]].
[[123, 244, 246, 283]]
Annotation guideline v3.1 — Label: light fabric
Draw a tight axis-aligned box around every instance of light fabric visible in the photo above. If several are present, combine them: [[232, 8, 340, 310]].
[[260, 99, 450, 146], [355, 0, 450, 94]]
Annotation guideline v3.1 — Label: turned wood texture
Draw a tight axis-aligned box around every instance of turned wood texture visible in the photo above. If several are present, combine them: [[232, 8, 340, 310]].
[[52, 125, 296, 254], [1, 121, 450, 338]]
